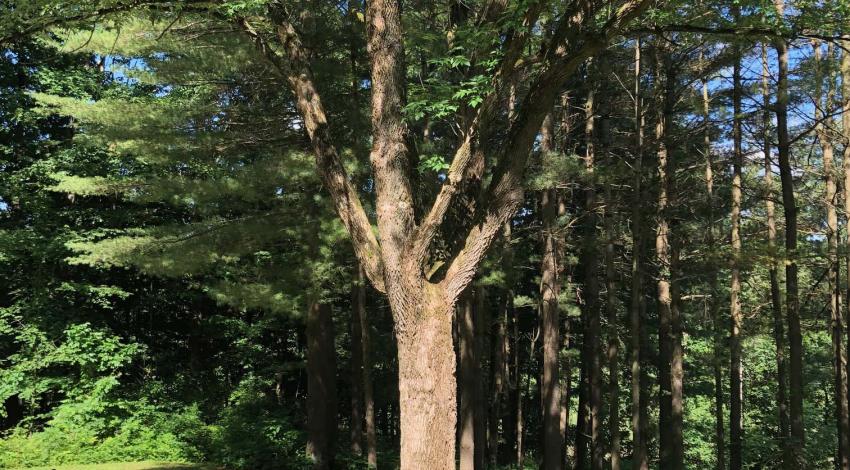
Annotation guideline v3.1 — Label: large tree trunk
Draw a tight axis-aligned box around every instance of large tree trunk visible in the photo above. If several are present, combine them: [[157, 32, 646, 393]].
[[761, 43, 791, 458], [813, 40, 850, 469], [772, 2, 805, 465], [702, 59, 726, 470], [306, 302, 337, 470], [394, 287, 456, 469], [729, 37, 744, 470], [630, 38, 650, 470], [540, 111, 565, 470]]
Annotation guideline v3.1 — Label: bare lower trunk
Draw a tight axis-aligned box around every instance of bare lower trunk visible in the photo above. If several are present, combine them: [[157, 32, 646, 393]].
[[459, 289, 477, 470], [729, 35, 744, 470], [359, 273, 377, 469], [562, 317, 573, 467], [307, 302, 337, 470], [515, 301, 525, 466], [604, 183, 620, 470], [395, 287, 456, 469], [541, 188, 564, 470], [582, 73, 605, 470], [762, 43, 790, 457], [842, 38, 850, 470], [655, 42, 683, 470], [813, 40, 850, 468], [772, 4, 805, 463], [540, 113, 564, 470], [575, 357, 590, 468], [488, 293, 509, 466], [350, 276, 365, 455], [474, 288, 487, 469], [703, 60, 726, 470], [630, 38, 649, 470]]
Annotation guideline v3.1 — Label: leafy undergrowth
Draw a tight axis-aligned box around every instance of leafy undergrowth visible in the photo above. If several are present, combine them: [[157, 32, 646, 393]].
[[14, 462, 215, 470]]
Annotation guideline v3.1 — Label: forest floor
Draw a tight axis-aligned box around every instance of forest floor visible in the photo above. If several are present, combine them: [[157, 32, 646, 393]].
[[16, 462, 215, 470]]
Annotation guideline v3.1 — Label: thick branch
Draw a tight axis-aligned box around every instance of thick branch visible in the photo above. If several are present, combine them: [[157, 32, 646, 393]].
[[441, 0, 653, 300], [365, 0, 416, 288], [408, 1, 545, 267], [238, 17, 386, 293]]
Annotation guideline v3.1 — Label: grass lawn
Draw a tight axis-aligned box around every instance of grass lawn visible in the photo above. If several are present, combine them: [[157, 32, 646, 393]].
[[15, 462, 216, 470]]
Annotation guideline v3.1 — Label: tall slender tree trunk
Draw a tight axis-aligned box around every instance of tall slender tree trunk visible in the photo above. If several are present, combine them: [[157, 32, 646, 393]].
[[489, 288, 509, 466], [813, 40, 850, 469], [702, 58, 726, 470], [630, 38, 650, 470], [459, 289, 478, 470], [762, 44, 791, 460], [306, 301, 337, 470], [514, 290, 527, 467], [580, 71, 605, 470], [475, 288, 487, 469], [841, 38, 850, 460], [655, 42, 684, 470], [350, 274, 365, 456], [357, 266, 377, 468], [605, 181, 620, 470], [729, 36, 744, 470], [594, 60, 620, 469], [576, 356, 590, 469], [540, 111, 565, 470], [562, 315, 574, 468], [772, 3, 805, 464]]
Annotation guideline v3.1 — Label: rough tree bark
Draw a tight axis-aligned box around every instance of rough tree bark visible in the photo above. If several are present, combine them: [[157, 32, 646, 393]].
[[813, 39, 850, 469], [772, 2, 805, 465]]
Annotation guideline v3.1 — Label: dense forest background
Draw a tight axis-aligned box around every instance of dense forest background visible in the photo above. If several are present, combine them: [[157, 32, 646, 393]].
[[3, 0, 850, 469]]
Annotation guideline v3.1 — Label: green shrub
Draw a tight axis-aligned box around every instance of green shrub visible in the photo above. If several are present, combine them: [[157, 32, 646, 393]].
[[0, 401, 206, 467], [204, 375, 308, 470]]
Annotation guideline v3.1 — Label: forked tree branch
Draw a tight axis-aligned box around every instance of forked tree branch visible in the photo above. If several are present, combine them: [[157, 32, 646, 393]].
[[441, 0, 654, 300], [237, 16, 386, 293], [409, 0, 545, 267]]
